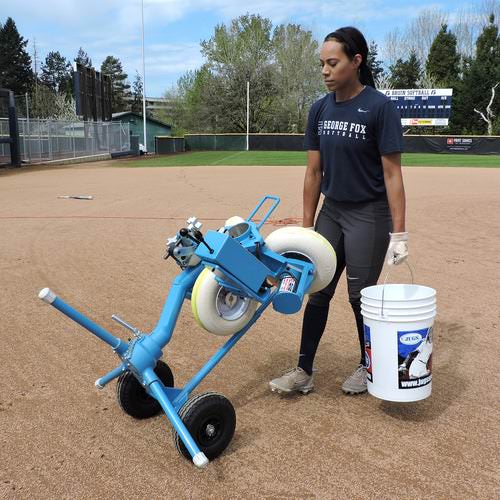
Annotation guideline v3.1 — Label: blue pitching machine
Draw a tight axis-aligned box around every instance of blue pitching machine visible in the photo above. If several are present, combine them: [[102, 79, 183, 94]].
[[38, 195, 336, 468]]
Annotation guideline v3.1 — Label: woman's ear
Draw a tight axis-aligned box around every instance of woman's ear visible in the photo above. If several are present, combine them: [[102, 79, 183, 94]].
[[352, 53, 363, 70]]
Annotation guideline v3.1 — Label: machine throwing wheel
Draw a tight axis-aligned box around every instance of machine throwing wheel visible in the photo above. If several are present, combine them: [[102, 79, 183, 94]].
[[264, 226, 337, 294], [116, 360, 174, 419], [224, 215, 245, 228], [191, 268, 258, 335], [217, 216, 245, 233], [173, 392, 236, 461]]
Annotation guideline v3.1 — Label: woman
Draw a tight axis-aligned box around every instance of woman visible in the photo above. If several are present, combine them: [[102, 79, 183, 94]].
[[269, 26, 408, 395]]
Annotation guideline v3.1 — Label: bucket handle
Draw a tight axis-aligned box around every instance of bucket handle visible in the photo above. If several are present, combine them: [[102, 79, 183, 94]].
[[381, 259, 415, 318]]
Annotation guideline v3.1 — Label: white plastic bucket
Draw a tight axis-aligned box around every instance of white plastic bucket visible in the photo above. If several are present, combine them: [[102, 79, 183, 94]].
[[361, 303, 436, 317], [361, 283, 436, 308], [361, 296, 436, 309], [361, 283, 436, 402]]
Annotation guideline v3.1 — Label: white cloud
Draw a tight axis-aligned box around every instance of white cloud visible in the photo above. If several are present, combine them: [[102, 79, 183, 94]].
[[5, 0, 460, 94], [129, 42, 203, 75]]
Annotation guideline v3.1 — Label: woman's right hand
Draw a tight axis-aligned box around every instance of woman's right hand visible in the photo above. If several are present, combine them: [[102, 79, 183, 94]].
[[386, 231, 409, 265]]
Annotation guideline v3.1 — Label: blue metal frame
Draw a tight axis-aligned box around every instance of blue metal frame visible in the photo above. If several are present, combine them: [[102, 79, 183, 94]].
[[39, 195, 316, 469]]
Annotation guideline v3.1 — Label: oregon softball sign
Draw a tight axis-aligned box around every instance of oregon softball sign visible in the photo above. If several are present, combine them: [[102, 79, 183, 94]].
[[380, 88, 453, 126]]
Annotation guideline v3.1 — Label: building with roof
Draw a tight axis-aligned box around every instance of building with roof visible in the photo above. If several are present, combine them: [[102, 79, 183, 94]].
[[111, 112, 172, 153]]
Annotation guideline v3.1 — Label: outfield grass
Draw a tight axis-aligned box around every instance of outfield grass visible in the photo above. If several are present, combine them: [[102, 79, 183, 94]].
[[123, 150, 500, 168]]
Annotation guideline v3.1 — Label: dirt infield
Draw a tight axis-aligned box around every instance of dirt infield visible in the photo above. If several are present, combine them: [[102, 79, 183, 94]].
[[1, 161, 498, 499]]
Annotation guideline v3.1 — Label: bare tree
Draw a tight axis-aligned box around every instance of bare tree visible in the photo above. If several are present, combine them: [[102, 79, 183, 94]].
[[481, 0, 500, 23], [452, 7, 478, 58], [406, 8, 449, 64], [417, 70, 438, 89], [53, 93, 78, 120], [383, 8, 448, 67], [452, 1, 500, 58], [374, 73, 393, 90], [382, 28, 408, 68], [474, 82, 499, 135]]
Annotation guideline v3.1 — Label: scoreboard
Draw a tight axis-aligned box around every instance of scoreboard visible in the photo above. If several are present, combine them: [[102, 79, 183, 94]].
[[380, 88, 453, 126], [72, 63, 112, 122]]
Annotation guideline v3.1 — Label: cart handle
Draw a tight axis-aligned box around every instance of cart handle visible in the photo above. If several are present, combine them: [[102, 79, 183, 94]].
[[246, 195, 280, 230]]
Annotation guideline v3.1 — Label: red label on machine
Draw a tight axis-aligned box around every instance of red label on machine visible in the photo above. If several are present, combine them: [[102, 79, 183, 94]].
[[279, 276, 297, 293]]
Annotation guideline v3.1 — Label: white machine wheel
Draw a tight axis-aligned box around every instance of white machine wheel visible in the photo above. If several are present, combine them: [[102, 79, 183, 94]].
[[264, 226, 336, 294], [191, 268, 259, 336]]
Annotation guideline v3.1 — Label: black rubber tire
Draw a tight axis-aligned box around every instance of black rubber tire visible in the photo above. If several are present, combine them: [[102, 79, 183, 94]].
[[173, 392, 236, 461], [116, 360, 174, 419]]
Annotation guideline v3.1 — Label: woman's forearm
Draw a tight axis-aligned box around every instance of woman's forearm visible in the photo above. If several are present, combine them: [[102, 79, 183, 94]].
[[303, 166, 322, 227], [382, 153, 406, 233], [386, 177, 406, 233]]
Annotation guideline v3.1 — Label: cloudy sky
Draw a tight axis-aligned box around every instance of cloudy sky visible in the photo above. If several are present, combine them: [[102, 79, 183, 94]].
[[1, 0, 480, 96]]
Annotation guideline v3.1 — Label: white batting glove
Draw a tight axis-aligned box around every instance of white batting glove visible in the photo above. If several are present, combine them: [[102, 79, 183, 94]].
[[386, 232, 408, 266], [304, 226, 314, 230]]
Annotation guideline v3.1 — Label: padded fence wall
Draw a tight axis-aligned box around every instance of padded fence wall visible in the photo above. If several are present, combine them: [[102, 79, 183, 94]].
[[403, 135, 500, 154], [155, 134, 500, 154], [155, 136, 185, 154], [185, 134, 246, 151], [249, 134, 304, 151]]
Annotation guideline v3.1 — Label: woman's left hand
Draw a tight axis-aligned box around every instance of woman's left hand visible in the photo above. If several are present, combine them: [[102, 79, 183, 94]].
[[386, 232, 408, 266]]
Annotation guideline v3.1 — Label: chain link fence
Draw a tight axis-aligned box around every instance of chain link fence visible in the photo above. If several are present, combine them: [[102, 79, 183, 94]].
[[0, 118, 130, 164]]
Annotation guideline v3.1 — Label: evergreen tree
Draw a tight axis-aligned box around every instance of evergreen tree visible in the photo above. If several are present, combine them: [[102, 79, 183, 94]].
[[426, 24, 460, 86], [130, 71, 143, 113], [389, 49, 422, 88], [74, 47, 92, 68], [451, 14, 500, 133], [0, 17, 33, 94], [101, 55, 130, 112], [40, 51, 72, 93], [367, 41, 385, 81]]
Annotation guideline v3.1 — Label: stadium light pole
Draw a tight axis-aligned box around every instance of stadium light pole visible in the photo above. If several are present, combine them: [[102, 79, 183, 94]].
[[246, 80, 250, 151], [141, 0, 147, 153]]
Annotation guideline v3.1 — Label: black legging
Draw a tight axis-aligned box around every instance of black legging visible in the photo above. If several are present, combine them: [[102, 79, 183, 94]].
[[298, 194, 392, 375]]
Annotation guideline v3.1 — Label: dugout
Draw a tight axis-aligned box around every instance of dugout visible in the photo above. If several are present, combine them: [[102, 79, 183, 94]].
[[112, 112, 172, 153]]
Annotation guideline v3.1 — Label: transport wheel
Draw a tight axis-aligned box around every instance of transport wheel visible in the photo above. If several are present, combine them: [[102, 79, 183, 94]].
[[116, 360, 174, 419], [191, 267, 258, 335], [264, 226, 337, 293], [173, 392, 236, 461]]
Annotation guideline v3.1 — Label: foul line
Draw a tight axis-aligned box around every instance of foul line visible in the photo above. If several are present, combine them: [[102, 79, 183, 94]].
[[0, 215, 301, 225]]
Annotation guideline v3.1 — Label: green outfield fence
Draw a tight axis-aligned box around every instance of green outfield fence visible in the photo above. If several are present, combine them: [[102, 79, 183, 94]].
[[155, 133, 500, 155]]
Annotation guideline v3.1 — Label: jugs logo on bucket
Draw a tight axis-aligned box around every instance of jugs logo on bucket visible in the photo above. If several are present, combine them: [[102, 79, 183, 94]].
[[397, 326, 433, 389], [400, 333, 423, 345]]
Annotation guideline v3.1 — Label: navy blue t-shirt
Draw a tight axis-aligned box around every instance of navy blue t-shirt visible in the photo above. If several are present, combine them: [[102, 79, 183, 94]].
[[304, 85, 403, 202]]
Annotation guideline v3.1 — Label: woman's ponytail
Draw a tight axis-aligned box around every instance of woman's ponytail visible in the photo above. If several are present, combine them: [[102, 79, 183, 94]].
[[359, 62, 376, 88]]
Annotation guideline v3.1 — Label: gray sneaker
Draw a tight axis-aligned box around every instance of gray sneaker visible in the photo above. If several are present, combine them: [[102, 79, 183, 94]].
[[269, 367, 314, 395], [342, 364, 367, 394]]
